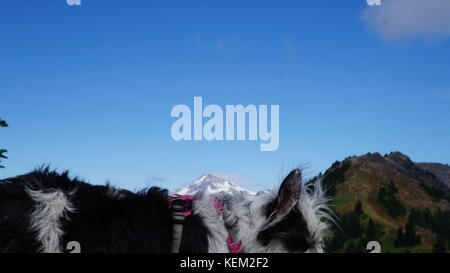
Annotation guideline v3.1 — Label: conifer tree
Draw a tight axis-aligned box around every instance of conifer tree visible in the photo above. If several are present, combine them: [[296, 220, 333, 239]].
[[0, 119, 8, 168], [354, 200, 363, 217], [366, 219, 377, 241], [394, 227, 404, 247], [433, 238, 447, 253]]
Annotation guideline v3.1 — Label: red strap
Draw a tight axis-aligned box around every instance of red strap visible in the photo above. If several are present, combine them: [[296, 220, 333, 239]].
[[227, 236, 242, 254], [168, 196, 242, 253], [213, 200, 242, 253], [168, 195, 194, 217]]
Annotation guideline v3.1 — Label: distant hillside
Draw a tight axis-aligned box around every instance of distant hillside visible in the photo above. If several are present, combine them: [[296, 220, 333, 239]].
[[416, 162, 450, 192], [318, 152, 450, 253]]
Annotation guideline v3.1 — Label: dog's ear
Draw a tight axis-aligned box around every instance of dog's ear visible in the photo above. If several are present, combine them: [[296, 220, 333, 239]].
[[273, 169, 301, 218]]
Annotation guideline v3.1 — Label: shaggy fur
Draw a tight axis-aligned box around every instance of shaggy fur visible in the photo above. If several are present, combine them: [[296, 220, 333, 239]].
[[221, 173, 330, 253], [0, 168, 330, 253]]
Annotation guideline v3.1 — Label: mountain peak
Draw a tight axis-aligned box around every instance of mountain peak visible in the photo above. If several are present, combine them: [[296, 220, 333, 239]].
[[385, 151, 413, 164], [175, 174, 256, 196], [195, 173, 223, 183], [346, 151, 449, 193], [348, 152, 384, 164]]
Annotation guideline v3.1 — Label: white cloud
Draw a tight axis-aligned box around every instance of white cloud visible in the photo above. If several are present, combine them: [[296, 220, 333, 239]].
[[215, 40, 226, 52], [284, 37, 296, 62], [194, 35, 203, 48], [214, 37, 240, 55], [412, 87, 450, 102], [147, 175, 166, 184], [361, 0, 450, 42]]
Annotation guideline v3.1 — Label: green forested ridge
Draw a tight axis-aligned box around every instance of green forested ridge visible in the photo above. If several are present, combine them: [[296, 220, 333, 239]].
[[321, 153, 450, 253]]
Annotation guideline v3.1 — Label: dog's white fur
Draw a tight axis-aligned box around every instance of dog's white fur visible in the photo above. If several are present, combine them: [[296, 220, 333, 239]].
[[298, 179, 331, 253], [26, 188, 75, 253], [24, 177, 329, 253], [192, 193, 231, 253], [105, 184, 127, 200], [196, 179, 331, 253]]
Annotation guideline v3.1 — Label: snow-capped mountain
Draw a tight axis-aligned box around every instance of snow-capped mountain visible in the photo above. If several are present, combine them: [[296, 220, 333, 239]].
[[255, 189, 273, 196], [174, 174, 256, 196]]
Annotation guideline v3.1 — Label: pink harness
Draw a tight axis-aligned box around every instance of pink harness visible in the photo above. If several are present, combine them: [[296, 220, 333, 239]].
[[213, 199, 242, 253], [168, 195, 242, 253]]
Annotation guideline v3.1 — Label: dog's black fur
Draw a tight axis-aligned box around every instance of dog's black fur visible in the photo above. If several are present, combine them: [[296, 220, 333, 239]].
[[0, 168, 209, 253], [258, 205, 312, 252], [0, 167, 329, 253]]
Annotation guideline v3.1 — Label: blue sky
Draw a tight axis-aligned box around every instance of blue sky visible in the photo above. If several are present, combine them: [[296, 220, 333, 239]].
[[1, 0, 450, 191]]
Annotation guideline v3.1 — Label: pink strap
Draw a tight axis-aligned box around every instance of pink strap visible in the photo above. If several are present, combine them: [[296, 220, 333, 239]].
[[213, 200, 242, 253], [168, 196, 242, 253], [213, 200, 224, 213], [168, 195, 194, 217], [227, 236, 242, 254]]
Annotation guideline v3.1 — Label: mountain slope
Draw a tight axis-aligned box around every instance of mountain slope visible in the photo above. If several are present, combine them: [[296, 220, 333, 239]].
[[416, 162, 450, 191], [321, 152, 450, 253]]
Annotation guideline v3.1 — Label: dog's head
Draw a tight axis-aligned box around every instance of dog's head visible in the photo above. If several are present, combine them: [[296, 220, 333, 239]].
[[225, 169, 330, 253]]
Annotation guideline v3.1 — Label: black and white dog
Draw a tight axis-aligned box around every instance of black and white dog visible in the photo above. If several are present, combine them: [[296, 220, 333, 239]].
[[0, 168, 330, 253]]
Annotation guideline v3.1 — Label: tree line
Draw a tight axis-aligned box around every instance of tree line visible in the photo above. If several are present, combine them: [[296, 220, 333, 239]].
[[326, 200, 381, 253]]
